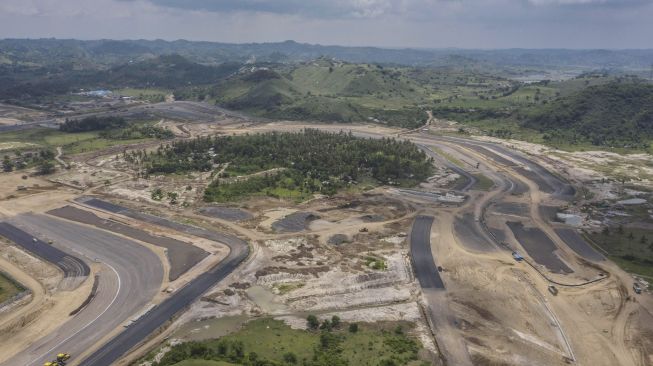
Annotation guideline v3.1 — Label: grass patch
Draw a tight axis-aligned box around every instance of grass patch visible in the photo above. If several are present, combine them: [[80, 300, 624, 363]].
[[471, 174, 495, 191], [154, 318, 430, 366], [172, 361, 236, 366], [587, 227, 653, 278], [273, 282, 305, 295], [0, 126, 157, 155], [365, 256, 388, 271], [0, 272, 24, 304], [428, 146, 465, 168]]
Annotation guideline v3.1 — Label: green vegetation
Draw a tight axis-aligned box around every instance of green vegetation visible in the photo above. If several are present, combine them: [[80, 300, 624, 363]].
[[0, 272, 24, 304], [522, 81, 653, 148], [60, 116, 128, 132], [471, 174, 495, 191], [2, 149, 54, 172], [588, 226, 653, 279], [153, 318, 429, 366], [99, 124, 174, 140], [0, 128, 150, 155], [204, 171, 314, 203], [365, 256, 387, 271], [2, 39, 651, 152], [200, 61, 435, 128], [0, 119, 171, 166], [273, 282, 304, 295], [114, 87, 171, 102], [133, 129, 433, 202], [171, 361, 236, 366]]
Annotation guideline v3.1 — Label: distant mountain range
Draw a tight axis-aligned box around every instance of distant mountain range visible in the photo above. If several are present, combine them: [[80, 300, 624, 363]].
[[1, 38, 652, 71]]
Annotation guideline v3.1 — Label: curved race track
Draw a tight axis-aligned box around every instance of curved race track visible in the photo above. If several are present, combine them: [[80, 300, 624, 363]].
[[77, 198, 249, 366], [1, 214, 163, 366]]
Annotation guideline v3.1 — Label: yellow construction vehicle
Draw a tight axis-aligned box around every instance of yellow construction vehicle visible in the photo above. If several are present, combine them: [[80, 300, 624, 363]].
[[43, 352, 71, 366]]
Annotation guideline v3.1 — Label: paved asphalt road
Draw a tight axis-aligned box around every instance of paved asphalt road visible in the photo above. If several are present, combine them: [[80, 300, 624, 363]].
[[2, 214, 162, 366], [431, 134, 575, 200], [48, 205, 208, 281], [410, 215, 445, 289], [76, 199, 249, 366], [0, 222, 89, 278]]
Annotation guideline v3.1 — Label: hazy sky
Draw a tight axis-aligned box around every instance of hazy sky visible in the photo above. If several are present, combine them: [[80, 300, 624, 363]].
[[1, 0, 652, 49]]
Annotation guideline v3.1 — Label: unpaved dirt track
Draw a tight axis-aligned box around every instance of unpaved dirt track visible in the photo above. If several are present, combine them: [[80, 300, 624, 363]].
[[410, 216, 472, 365], [0, 214, 163, 366]]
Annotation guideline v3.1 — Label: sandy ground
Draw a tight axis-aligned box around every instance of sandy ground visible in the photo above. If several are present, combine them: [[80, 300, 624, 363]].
[[1, 119, 652, 366]]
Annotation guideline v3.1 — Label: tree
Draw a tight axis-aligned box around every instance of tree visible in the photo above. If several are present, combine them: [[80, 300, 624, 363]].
[[617, 225, 624, 234], [628, 232, 635, 240], [640, 235, 647, 244], [601, 227, 610, 236], [36, 161, 55, 175], [320, 319, 332, 331], [167, 191, 178, 204], [348, 323, 358, 333], [151, 188, 164, 201], [2, 156, 13, 172], [331, 315, 341, 329], [307, 315, 319, 330], [379, 360, 398, 366], [283, 352, 298, 364]]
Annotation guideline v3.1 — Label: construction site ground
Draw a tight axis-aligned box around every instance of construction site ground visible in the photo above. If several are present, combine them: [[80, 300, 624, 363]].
[[0, 102, 651, 366]]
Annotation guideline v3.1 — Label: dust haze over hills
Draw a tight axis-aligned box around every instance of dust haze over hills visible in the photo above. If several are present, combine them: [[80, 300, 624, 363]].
[[1, 38, 653, 70]]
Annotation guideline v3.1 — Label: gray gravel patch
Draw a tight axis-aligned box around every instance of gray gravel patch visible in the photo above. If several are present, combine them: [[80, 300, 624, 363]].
[[555, 228, 605, 262], [199, 206, 253, 222], [491, 202, 529, 217], [453, 213, 495, 252], [539, 205, 560, 222], [507, 221, 573, 273], [327, 234, 349, 245], [360, 214, 385, 222], [272, 212, 319, 232]]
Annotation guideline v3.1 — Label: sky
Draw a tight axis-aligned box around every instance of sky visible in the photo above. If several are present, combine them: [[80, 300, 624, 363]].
[[0, 0, 652, 49]]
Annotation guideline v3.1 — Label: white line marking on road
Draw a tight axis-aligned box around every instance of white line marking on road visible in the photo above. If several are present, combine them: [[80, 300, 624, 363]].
[[27, 263, 122, 366]]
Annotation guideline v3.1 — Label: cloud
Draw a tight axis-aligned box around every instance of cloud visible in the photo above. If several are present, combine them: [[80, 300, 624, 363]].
[[0, 0, 652, 48], [119, 0, 395, 18]]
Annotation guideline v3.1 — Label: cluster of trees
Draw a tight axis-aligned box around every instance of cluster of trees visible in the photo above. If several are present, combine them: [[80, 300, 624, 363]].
[[60, 116, 128, 132], [98, 124, 174, 140], [2, 149, 56, 175], [137, 129, 433, 201]]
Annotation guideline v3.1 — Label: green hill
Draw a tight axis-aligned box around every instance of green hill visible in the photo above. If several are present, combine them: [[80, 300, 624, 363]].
[[207, 60, 430, 128], [520, 81, 653, 148], [102, 54, 240, 89]]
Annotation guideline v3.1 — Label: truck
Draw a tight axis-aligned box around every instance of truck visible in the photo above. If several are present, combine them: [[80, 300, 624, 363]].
[[548, 285, 558, 296], [633, 283, 642, 294], [512, 251, 524, 261]]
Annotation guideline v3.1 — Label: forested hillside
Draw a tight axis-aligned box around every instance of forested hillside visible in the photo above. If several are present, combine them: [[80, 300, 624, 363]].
[[0, 55, 240, 101], [520, 81, 653, 147]]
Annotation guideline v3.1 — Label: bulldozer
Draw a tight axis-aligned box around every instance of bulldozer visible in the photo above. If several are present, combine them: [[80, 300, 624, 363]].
[[43, 353, 70, 366]]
